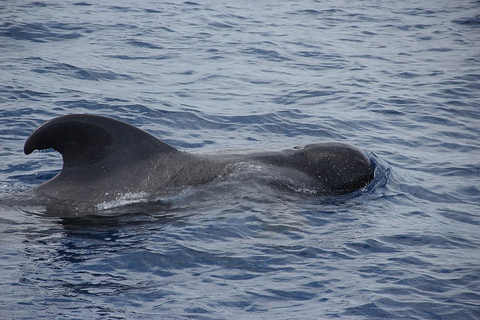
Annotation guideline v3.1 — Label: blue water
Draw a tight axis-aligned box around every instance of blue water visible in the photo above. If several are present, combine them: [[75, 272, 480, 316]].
[[1, 0, 480, 319]]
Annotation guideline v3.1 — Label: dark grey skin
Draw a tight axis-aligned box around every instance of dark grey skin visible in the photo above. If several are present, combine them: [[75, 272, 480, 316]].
[[24, 114, 374, 205]]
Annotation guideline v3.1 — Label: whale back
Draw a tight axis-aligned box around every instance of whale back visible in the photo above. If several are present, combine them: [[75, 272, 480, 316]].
[[24, 114, 374, 206]]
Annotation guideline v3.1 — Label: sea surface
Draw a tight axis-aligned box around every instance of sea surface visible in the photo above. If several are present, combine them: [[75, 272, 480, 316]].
[[1, 0, 480, 319]]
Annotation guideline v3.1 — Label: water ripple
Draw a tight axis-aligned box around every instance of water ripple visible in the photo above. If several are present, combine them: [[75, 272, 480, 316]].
[[1, 1, 480, 319]]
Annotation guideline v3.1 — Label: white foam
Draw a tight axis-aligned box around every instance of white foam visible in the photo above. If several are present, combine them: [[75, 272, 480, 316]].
[[95, 192, 149, 211], [286, 184, 318, 195]]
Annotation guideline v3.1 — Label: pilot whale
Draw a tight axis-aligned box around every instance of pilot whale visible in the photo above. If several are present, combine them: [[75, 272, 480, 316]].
[[24, 114, 374, 205]]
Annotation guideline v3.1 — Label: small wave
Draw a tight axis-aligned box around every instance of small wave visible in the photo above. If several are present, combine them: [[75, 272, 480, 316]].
[[127, 39, 164, 49], [453, 15, 480, 27], [31, 62, 133, 81], [0, 22, 82, 42], [73, 2, 93, 6], [0, 182, 31, 197], [242, 47, 291, 62]]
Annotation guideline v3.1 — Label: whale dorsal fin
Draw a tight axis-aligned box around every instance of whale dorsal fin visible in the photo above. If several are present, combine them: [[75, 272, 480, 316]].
[[24, 114, 178, 168]]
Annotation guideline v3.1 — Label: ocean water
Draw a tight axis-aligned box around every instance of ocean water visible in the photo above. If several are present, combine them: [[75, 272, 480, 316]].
[[1, 0, 480, 319]]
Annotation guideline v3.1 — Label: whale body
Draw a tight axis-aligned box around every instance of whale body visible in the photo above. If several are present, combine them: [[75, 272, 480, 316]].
[[24, 114, 374, 205]]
